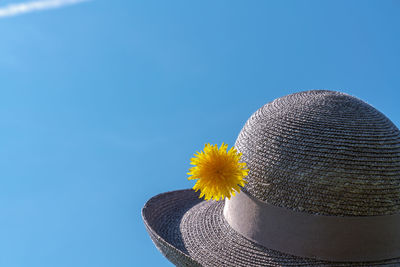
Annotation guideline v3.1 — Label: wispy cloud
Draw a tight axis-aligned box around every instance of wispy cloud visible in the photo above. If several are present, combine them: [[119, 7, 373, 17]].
[[0, 0, 89, 18]]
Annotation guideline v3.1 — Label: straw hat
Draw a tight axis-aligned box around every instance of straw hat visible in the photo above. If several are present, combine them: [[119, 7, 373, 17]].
[[142, 90, 400, 266]]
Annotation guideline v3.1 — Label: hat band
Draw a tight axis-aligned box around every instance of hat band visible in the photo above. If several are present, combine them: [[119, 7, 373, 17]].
[[223, 190, 400, 262]]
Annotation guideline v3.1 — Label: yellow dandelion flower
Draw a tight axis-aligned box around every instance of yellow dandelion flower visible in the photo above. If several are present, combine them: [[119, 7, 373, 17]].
[[187, 143, 249, 201]]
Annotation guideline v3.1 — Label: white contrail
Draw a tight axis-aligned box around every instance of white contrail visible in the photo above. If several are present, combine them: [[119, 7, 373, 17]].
[[0, 0, 90, 18]]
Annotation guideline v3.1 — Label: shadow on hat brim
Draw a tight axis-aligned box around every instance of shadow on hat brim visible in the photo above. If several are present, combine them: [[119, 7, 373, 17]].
[[142, 189, 400, 267]]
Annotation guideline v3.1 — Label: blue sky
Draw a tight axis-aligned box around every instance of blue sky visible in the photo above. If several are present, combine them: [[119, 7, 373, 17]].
[[0, 1, 399, 266]]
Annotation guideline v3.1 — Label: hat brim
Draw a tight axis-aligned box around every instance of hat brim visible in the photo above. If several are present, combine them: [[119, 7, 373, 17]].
[[142, 189, 400, 267]]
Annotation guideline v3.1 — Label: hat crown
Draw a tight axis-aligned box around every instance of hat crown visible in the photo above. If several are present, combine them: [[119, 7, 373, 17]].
[[235, 90, 400, 216]]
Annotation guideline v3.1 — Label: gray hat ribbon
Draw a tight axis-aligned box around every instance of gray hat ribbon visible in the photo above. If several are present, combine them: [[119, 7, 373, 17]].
[[224, 190, 400, 262]]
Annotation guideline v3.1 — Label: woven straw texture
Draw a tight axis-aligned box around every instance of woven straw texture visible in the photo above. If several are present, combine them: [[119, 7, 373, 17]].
[[236, 90, 400, 216], [143, 90, 400, 266], [142, 190, 202, 267], [143, 189, 400, 266]]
